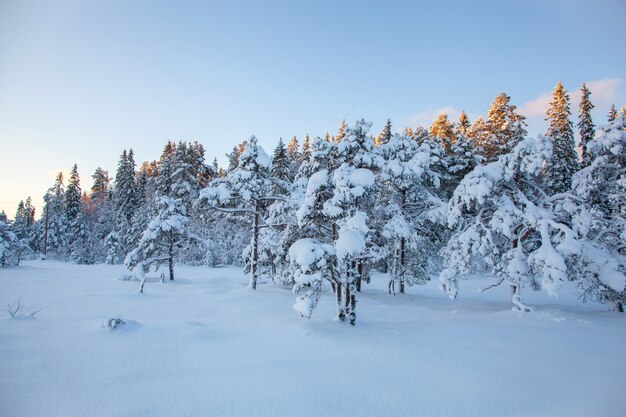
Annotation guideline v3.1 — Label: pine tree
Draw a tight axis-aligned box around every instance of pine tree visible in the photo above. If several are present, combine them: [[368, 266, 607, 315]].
[[335, 119, 347, 143], [571, 114, 626, 311], [544, 82, 579, 195], [91, 167, 110, 205], [65, 164, 82, 224], [42, 172, 67, 257], [65, 164, 91, 263], [271, 138, 291, 182], [455, 111, 471, 137], [375, 119, 392, 147], [476, 93, 527, 161], [197, 136, 282, 290], [607, 104, 618, 122], [376, 132, 444, 294], [429, 114, 455, 152], [301, 134, 311, 162], [577, 83, 596, 167], [125, 196, 196, 288]]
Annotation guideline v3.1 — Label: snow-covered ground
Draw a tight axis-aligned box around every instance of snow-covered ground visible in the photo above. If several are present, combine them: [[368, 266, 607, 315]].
[[1, 261, 624, 417]]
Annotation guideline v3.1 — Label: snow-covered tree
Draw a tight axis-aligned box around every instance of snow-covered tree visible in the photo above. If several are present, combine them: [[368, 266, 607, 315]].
[[572, 115, 626, 311], [292, 120, 379, 325], [577, 83, 596, 167], [544, 82, 579, 195], [607, 104, 618, 122], [376, 133, 444, 294], [375, 119, 392, 147], [455, 111, 471, 137], [483, 92, 527, 160], [271, 138, 291, 182], [429, 114, 455, 151], [197, 136, 283, 290], [41, 172, 68, 257], [0, 213, 17, 267], [439, 134, 576, 311], [125, 196, 197, 289]]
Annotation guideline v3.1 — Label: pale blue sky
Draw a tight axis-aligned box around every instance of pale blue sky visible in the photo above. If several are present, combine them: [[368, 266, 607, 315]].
[[0, 0, 624, 217]]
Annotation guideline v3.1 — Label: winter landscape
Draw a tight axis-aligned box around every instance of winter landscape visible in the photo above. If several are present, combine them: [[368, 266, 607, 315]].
[[1, 1, 625, 417]]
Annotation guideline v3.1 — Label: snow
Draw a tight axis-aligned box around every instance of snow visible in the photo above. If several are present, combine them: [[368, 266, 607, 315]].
[[335, 230, 365, 259], [1, 262, 625, 417], [0, 261, 626, 417], [288, 238, 334, 271]]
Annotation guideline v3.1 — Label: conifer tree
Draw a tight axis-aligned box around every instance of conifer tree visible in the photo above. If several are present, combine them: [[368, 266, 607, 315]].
[[91, 167, 111, 206], [335, 119, 347, 143], [42, 172, 67, 257], [607, 104, 618, 122], [271, 138, 291, 182], [577, 83, 595, 167], [198, 136, 282, 290], [455, 111, 471, 137], [475, 93, 527, 161], [544, 82, 579, 195], [375, 119, 392, 147], [429, 114, 455, 152], [301, 134, 311, 162]]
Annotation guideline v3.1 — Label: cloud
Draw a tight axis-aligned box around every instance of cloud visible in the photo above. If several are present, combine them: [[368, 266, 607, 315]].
[[520, 78, 622, 135], [399, 106, 460, 131]]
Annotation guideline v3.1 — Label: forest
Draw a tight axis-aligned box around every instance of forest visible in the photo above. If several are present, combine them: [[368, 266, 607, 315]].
[[1, 82, 625, 324]]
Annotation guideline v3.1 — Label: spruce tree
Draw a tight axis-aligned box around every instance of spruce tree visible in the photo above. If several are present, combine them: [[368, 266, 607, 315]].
[[375, 119, 392, 147], [301, 134, 311, 162], [455, 111, 471, 137], [335, 119, 347, 143], [607, 104, 618, 122], [544, 82, 579, 195], [271, 138, 291, 182], [577, 83, 596, 167]]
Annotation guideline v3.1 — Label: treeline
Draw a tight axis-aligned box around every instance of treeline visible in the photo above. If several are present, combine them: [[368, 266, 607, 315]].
[[1, 82, 624, 324]]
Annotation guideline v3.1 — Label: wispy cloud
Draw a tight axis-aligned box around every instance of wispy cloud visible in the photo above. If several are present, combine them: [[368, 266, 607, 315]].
[[398, 106, 460, 132]]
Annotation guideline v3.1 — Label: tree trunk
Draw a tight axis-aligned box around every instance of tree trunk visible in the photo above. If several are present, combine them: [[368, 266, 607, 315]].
[[250, 201, 260, 290], [399, 237, 405, 294], [168, 241, 174, 280], [336, 280, 345, 322]]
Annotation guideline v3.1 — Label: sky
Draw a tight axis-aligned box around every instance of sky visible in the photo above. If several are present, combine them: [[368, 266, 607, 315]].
[[0, 0, 625, 218]]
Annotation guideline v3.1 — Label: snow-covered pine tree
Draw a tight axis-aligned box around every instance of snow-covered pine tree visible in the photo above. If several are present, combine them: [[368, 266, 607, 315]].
[[65, 164, 91, 263], [455, 111, 471, 138], [577, 83, 596, 167], [113, 149, 139, 254], [405, 125, 430, 144], [12, 197, 36, 260], [481, 92, 527, 161], [125, 195, 196, 289], [375, 119, 392, 147], [41, 172, 68, 258], [335, 119, 347, 143], [438, 134, 584, 311], [429, 114, 455, 152], [544, 82, 579, 195], [324, 120, 378, 323], [571, 115, 626, 311], [0, 213, 17, 267], [376, 132, 444, 294], [301, 134, 311, 162], [287, 136, 301, 178], [197, 136, 282, 290], [271, 138, 291, 182], [607, 104, 618, 122]]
